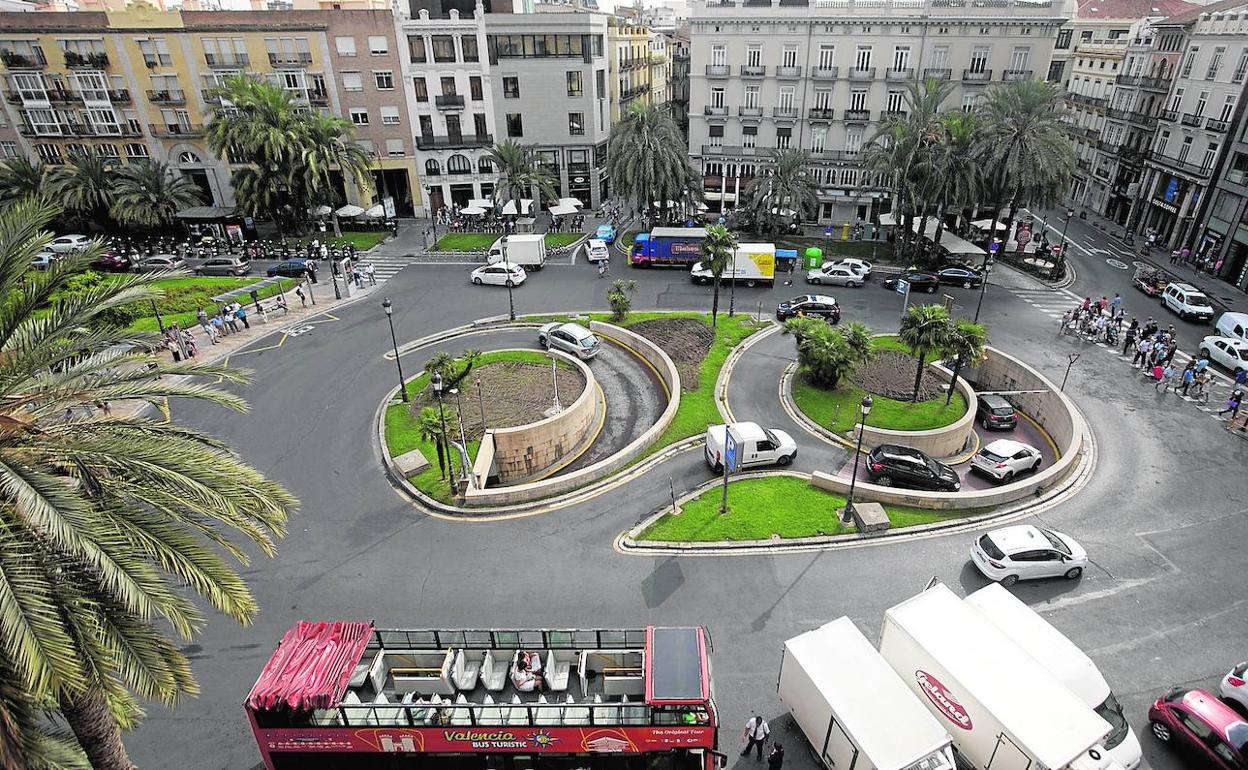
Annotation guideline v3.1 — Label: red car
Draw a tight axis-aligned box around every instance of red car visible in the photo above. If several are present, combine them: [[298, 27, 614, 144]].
[[92, 251, 132, 272], [1148, 687, 1248, 769]]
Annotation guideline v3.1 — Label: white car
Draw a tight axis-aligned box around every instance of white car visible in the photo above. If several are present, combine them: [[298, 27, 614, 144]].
[[970, 525, 1088, 587], [586, 239, 610, 264], [470, 262, 526, 287], [806, 263, 866, 287], [28, 251, 57, 270], [138, 255, 186, 272], [1219, 661, 1248, 714], [704, 422, 797, 471], [970, 439, 1043, 482], [1199, 335, 1248, 375], [826, 258, 872, 277], [1161, 282, 1215, 323], [538, 322, 600, 359], [47, 234, 92, 254]]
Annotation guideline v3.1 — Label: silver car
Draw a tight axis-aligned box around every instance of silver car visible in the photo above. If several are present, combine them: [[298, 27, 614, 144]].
[[195, 257, 250, 276], [538, 322, 600, 360], [138, 254, 187, 272], [806, 263, 865, 287]]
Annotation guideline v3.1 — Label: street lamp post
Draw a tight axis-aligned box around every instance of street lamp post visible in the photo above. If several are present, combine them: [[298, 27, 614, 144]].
[[1057, 207, 1075, 268], [431, 371, 455, 483], [151, 300, 166, 335], [382, 298, 408, 402], [451, 387, 470, 488], [476, 377, 486, 430], [1061, 353, 1080, 392], [973, 251, 995, 324], [843, 396, 874, 524]]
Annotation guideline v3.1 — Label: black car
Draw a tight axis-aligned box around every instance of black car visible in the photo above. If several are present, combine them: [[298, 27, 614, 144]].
[[866, 444, 961, 491], [936, 267, 984, 288], [882, 271, 940, 294], [776, 294, 841, 323], [267, 259, 311, 278], [976, 394, 1017, 431]]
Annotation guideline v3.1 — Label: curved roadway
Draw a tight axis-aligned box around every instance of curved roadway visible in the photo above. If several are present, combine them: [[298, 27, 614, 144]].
[[131, 262, 1246, 770]]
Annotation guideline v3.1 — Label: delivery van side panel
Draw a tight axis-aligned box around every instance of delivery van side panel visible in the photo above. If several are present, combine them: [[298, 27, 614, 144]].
[[778, 647, 839, 769]]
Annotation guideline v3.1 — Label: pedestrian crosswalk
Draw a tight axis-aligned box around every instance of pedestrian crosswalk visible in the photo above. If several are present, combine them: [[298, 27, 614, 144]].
[[363, 254, 412, 282], [1008, 287, 1082, 321]]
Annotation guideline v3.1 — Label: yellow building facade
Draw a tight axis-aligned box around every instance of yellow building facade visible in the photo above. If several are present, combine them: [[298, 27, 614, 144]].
[[608, 18, 663, 125]]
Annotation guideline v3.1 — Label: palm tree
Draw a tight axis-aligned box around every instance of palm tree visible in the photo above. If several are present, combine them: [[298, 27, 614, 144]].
[[300, 113, 375, 209], [898, 303, 952, 402], [0, 198, 296, 770], [606, 102, 701, 225], [929, 111, 982, 250], [839, 321, 874, 367], [0, 156, 48, 205], [484, 140, 557, 212], [975, 80, 1074, 248], [741, 149, 819, 236], [110, 160, 204, 230], [49, 153, 117, 229], [418, 406, 448, 479], [700, 224, 736, 329], [944, 319, 988, 407]]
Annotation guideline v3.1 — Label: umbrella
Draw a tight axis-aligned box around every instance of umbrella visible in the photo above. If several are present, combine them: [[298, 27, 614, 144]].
[[461, 206, 487, 216], [971, 218, 1008, 231], [502, 201, 518, 215], [364, 204, 385, 218], [335, 204, 365, 218], [469, 198, 493, 209], [695, 202, 709, 212], [558, 197, 584, 209], [652, 200, 678, 209], [309, 205, 331, 216], [549, 203, 578, 216]]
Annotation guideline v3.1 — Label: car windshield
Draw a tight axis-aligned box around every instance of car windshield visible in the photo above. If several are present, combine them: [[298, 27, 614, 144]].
[[978, 534, 1005, 560], [924, 457, 946, 474], [1228, 722, 1248, 752], [1189, 293, 1210, 305], [992, 407, 1014, 416], [1040, 528, 1072, 555], [763, 428, 780, 445], [979, 449, 1008, 463], [1096, 693, 1130, 749], [580, 335, 598, 348], [787, 296, 806, 304]]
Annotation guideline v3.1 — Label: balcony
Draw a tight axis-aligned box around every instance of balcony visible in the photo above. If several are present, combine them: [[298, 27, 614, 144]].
[[1149, 150, 1210, 177], [848, 67, 876, 80], [1002, 69, 1033, 82], [705, 64, 730, 78], [149, 89, 186, 105], [844, 108, 871, 121], [923, 67, 951, 80], [0, 50, 47, 69], [1105, 106, 1133, 121], [701, 145, 758, 156], [1180, 112, 1202, 127], [1116, 74, 1170, 91], [963, 69, 991, 82], [738, 106, 762, 117], [415, 133, 492, 149], [810, 149, 860, 161], [811, 67, 838, 80], [1160, 108, 1179, 122], [435, 94, 465, 109], [17, 124, 62, 137], [1118, 146, 1146, 164], [808, 107, 835, 120], [1206, 117, 1230, 132], [772, 107, 799, 119], [307, 91, 329, 106], [703, 105, 727, 116], [107, 89, 131, 103], [882, 109, 907, 120], [268, 53, 312, 67], [149, 123, 204, 137], [64, 51, 109, 70], [886, 67, 913, 81], [205, 53, 249, 68], [1069, 93, 1106, 108], [776, 65, 802, 78], [67, 122, 140, 138], [44, 89, 77, 103], [739, 65, 765, 77]]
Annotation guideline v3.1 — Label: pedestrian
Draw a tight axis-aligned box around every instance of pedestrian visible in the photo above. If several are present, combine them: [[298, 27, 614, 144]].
[[1081, 297, 1092, 313], [1235, 368, 1248, 389], [598, 260, 608, 279], [1170, 249, 1181, 265], [1156, 363, 1175, 392], [768, 742, 785, 770], [1097, 296, 1108, 316], [296, 285, 307, 307], [1122, 323, 1137, 356], [366, 261, 377, 285], [1179, 362, 1196, 395], [197, 308, 212, 337], [741, 715, 770, 761], [235, 303, 249, 330], [211, 315, 225, 339], [182, 329, 197, 358], [354, 265, 365, 289], [1132, 336, 1151, 367], [1217, 389, 1244, 419], [1163, 341, 1178, 365], [1109, 292, 1122, 316], [319, 242, 328, 261], [223, 308, 239, 333]]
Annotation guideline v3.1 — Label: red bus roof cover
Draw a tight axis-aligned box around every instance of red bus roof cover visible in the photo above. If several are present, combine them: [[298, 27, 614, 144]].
[[246, 621, 374, 712]]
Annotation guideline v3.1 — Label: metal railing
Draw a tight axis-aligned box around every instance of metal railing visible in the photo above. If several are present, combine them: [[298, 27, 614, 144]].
[[886, 67, 913, 80], [415, 134, 493, 149], [1160, 108, 1179, 122], [924, 68, 951, 80], [773, 107, 799, 118], [1180, 112, 1202, 127], [702, 144, 758, 156], [205, 53, 249, 68], [370, 628, 649, 651], [704, 105, 728, 116], [435, 94, 465, 109], [808, 107, 834, 120], [148, 122, 204, 137], [64, 51, 109, 69], [268, 53, 312, 67], [705, 64, 730, 77], [1206, 117, 1230, 132], [776, 65, 802, 78], [740, 65, 766, 77], [1003, 69, 1033, 82], [738, 106, 762, 117], [844, 108, 871, 121], [1148, 150, 1211, 177], [0, 50, 48, 68], [1116, 74, 1170, 91], [848, 67, 876, 80], [962, 69, 991, 82], [811, 67, 838, 80]]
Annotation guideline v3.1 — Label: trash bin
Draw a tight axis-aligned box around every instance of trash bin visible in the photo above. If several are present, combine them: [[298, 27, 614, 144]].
[[804, 247, 823, 269], [776, 248, 798, 273]]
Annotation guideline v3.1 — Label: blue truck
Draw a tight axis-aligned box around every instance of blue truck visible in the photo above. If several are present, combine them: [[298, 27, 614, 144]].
[[629, 227, 708, 267]]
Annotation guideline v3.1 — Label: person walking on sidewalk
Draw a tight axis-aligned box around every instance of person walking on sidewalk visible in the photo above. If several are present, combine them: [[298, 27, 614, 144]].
[[1156, 363, 1176, 392], [1110, 293, 1122, 316], [366, 261, 377, 285], [768, 743, 785, 770], [296, 285, 307, 307], [1179, 362, 1196, 396], [741, 715, 770, 761], [234, 303, 250, 330], [1132, 336, 1151, 367], [1122, 323, 1138, 356], [1218, 389, 1244, 420]]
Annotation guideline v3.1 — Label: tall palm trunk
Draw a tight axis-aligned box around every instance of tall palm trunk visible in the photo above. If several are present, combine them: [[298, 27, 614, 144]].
[[912, 350, 927, 402], [711, 275, 721, 329], [945, 355, 963, 407], [60, 689, 137, 770]]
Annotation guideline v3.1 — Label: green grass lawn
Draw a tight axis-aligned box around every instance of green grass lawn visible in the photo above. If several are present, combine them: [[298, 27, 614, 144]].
[[638, 476, 972, 542], [431, 233, 586, 252], [292, 231, 389, 250], [791, 335, 966, 435], [545, 233, 584, 248], [382, 349, 561, 503], [125, 276, 294, 332]]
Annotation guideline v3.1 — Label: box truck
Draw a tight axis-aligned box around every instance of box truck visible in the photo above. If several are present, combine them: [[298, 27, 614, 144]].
[[879, 583, 1121, 770], [629, 227, 707, 267], [690, 243, 777, 287], [963, 585, 1142, 770], [779, 617, 956, 770], [487, 234, 547, 269]]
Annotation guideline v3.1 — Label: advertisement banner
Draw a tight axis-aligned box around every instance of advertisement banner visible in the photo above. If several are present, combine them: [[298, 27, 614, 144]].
[[255, 725, 716, 755]]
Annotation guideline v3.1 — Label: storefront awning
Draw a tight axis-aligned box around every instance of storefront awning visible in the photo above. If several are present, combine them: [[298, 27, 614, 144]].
[[971, 218, 1008, 231], [549, 203, 578, 216], [176, 206, 238, 220], [461, 206, 487, 216], [916, 220, 985, 256], [335, 204, 365, 218]]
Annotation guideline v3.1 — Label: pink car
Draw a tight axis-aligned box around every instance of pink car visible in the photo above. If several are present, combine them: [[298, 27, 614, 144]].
[[1148, 687, 1248, 769]]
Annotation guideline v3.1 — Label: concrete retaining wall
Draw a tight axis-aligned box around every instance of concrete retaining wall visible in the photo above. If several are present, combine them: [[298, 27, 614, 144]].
[[811, 346, 1086, 510], [857, 364, 977, 459], [461, 321, 680, 506], [487, 349, 595, 483]]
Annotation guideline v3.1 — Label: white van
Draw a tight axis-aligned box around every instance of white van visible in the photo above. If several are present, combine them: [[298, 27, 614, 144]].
[[1161, 282, 1215, 323], [1216, 311, 1248, 342], [964, 584, 1142, 769]]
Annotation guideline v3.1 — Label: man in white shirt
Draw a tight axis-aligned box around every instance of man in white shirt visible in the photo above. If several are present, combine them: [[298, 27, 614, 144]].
[[741, 714, 770, 760]]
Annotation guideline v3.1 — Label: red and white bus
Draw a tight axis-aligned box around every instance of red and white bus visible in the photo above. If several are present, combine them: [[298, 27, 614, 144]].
[[246, 622, 720, 770]]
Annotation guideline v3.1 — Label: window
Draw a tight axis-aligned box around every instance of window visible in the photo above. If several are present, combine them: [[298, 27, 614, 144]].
[[568, 112, 584, 135], [1207, 46, 1225, 80], [782, 44, 798, 68], [707, 124, 723, 147], [930, 46, 949, 70], [887, 90, 904, 113], [122, 142, 147, 159], [440, 76, 457, 96], [386, 138, 404, 157], [445, 114, 460, 136], [567, 70, 582, 97], [138, 38, 172, 67], [818, 45, 834, 69], [1181, 46, 1198, 78], [711, 44, 726, 67], [710, 87, 724, 108], [745, 85, 759, 108], [474, 113, 487, 135], [342, 72, 362, 92], [409, 36, 426, 63], [810, 125, 825, 153], [425, 159, 441, 176], [462, 35, 479, 62], [0, 141, 16, 159], [855, 45, 872, 70], [35, 144, 61, 163], [850, 89, 866, 110], [418, 115, 433, 137], [1155, 129, 1170, 154], [970, 46, 989, 74], [1203, 141, 1219, 171], [350, 108, 368, 125], [746, 44, 762, 67], [381, 106, 400, 125], [596, 69, 605, 99], [1009, 46, 1030, 72], [375, 71, 394, 90], [479, 156, 493, 174], [1221, 95, 1236, 122], [742, 124, 756, 148], [813, 88, 831, 109], [469, 76, 483, 101], [962, 93, 977, 113], [503, 76, 520, 98], [776, 86, 793, 111], [96, 144, 119, 159], [335, 36, 356, 56], [1048, 61, 1065, 83], [892, 45, 910, 71], [432, 35, 455, 63], [506, 113, 523, 137], [413, 77, 428, 102], [447, 154, 471, 174], [1178, 135, 1193, 163], [1169, 86, 1184, 113], [776, 126, 791, 149], [493, 33, 585, 59], [1195, 90, 1208, 116], [1235, 49, 1248, 83]]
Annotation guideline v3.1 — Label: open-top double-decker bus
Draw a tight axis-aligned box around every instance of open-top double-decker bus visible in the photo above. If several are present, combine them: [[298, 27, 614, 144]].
[[246, 622, 720, 770]]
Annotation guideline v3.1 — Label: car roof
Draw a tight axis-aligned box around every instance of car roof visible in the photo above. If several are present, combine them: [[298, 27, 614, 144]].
[[558, 322, 594, 338], [978, 393, 1012, 407], [1206, 335, 1248, 348], [1179, 689, 1248, 735], [728, 422, 765, 441], [1170, 282, 1199, 292], [982, 439, 1029, 455], [986, 525, 1048, 553], [873, 443, 924, 458], [588, 239, 607, 248], [809, 294, 836, 303]]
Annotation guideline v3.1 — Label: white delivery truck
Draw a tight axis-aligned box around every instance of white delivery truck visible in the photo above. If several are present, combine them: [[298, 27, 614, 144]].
[[780, 617, 956, 770], [704, 422, 797, 471], [488, 234, 547, 270], [690, 243, 776, 287], [879, 583, 1122, 770], [963, 584, 1142, 770]]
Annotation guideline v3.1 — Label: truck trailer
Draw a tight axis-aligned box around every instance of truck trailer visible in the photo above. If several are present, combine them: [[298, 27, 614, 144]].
[[690, 243, 777, 287], [779, 617, 955, 770], [487, 234, 547, 269], [879, 583, 1120, 770], [629, 227, 707, 267]]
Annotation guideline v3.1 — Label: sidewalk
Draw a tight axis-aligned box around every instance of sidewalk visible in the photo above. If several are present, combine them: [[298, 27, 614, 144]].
[[371, 211, 620, 262]]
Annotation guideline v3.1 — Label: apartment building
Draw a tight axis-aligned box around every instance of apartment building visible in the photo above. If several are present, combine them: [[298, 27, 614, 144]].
[[687, 0, 1069, 223], [0, 6, 421, 214], [649, 30, 671, 109], [670, 25, 690, 133], [1047, 0, 1191, 85], [609, 19, 653, 123]]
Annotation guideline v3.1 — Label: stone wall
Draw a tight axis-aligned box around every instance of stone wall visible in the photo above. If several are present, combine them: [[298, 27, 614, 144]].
[[856, 364, 977, 459]]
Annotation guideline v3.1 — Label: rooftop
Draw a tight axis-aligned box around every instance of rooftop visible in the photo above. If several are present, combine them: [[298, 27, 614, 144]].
[[1075, 0, 1196, 20]]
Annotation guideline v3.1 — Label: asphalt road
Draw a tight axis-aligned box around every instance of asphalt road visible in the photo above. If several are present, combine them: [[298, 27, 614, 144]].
[[125, 257, 1248, 770]]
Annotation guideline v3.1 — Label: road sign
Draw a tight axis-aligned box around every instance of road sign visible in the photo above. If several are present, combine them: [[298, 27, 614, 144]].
[[989, 240, 1000, 253], [724, 428, 738, 473], [825, 225, 833, 237], [895, 279, 909, 295], [383, 196, 396, 218]]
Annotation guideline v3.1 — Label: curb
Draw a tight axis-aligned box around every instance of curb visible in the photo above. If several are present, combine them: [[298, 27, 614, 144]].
[[714, 319, 783, 423]]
